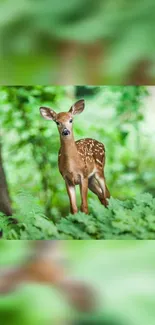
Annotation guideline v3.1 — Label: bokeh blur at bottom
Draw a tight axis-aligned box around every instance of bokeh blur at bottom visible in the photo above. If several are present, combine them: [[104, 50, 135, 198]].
[[0, 241, 155, 325]]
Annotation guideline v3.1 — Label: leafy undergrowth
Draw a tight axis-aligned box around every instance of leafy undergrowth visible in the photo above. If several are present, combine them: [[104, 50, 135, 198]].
[[1, 192, 155, 240]]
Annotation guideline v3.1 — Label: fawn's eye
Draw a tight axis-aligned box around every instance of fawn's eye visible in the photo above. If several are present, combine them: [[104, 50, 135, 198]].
[[56, 121, 60, 126], [69, 119, 73, 123]]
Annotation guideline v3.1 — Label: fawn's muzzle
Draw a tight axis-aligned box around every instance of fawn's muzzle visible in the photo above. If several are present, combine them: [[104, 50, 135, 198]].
[[62, 128, 70, 136]]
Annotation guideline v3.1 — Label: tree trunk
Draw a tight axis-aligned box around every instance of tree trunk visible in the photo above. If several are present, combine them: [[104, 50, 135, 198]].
[[0, 142, 12, 216]]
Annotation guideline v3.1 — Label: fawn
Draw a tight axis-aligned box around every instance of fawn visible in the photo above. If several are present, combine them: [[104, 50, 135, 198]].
[[40, 99, 110, 214], [0, 241, 95, 312]]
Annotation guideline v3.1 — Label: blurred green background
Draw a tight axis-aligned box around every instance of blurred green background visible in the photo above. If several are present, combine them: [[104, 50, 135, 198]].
[[0, 85, 155, 239], [0, 240, 155, 325], [0, 0, 155, 84]]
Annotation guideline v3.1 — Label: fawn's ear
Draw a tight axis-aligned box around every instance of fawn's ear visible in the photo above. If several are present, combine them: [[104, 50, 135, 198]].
[[40, 107, 57, 121], [69, 99, 85, 116]]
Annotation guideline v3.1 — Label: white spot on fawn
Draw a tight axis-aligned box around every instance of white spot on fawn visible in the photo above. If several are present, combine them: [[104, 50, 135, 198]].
[[96, 159, 103, 166]]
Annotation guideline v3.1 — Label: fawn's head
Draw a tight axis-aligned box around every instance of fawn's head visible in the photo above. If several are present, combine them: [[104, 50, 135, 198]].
[[40, 99, 85, 137]]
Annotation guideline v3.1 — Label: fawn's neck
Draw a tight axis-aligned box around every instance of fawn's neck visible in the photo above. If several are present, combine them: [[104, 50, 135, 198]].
[[60, 133, 78, 157]]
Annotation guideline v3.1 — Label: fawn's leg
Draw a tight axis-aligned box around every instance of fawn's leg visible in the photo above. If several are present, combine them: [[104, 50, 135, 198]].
[[65, 181, 78, 214], [79, 178, 89, 214], [94, 172, 110, 206], [88, 176, 107, 206]]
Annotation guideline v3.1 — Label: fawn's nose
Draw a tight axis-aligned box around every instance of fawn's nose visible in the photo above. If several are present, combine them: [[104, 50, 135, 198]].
[[62, 128, 70, 136]]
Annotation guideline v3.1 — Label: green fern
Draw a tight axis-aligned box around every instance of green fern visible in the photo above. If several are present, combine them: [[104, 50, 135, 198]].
[[1, 192, 155, 240]]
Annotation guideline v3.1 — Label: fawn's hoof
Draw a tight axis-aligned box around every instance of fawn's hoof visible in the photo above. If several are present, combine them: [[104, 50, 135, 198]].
[[80, 206, 89, 215], [99, 198, 109, 208]]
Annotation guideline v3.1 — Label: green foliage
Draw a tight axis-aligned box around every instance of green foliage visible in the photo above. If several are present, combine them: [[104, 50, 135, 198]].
[[1, 192, 155, 240], [0, 85, 69, 219], [58, 193, 155, 240], [0, 192, 61, 240]]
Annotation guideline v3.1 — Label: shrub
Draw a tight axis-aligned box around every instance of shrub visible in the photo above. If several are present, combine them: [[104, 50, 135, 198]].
[[0, 192, 155, 240]]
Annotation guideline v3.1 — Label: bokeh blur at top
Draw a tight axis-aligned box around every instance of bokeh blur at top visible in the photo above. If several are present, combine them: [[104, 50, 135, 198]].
[[0, 0, 155, 84]]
